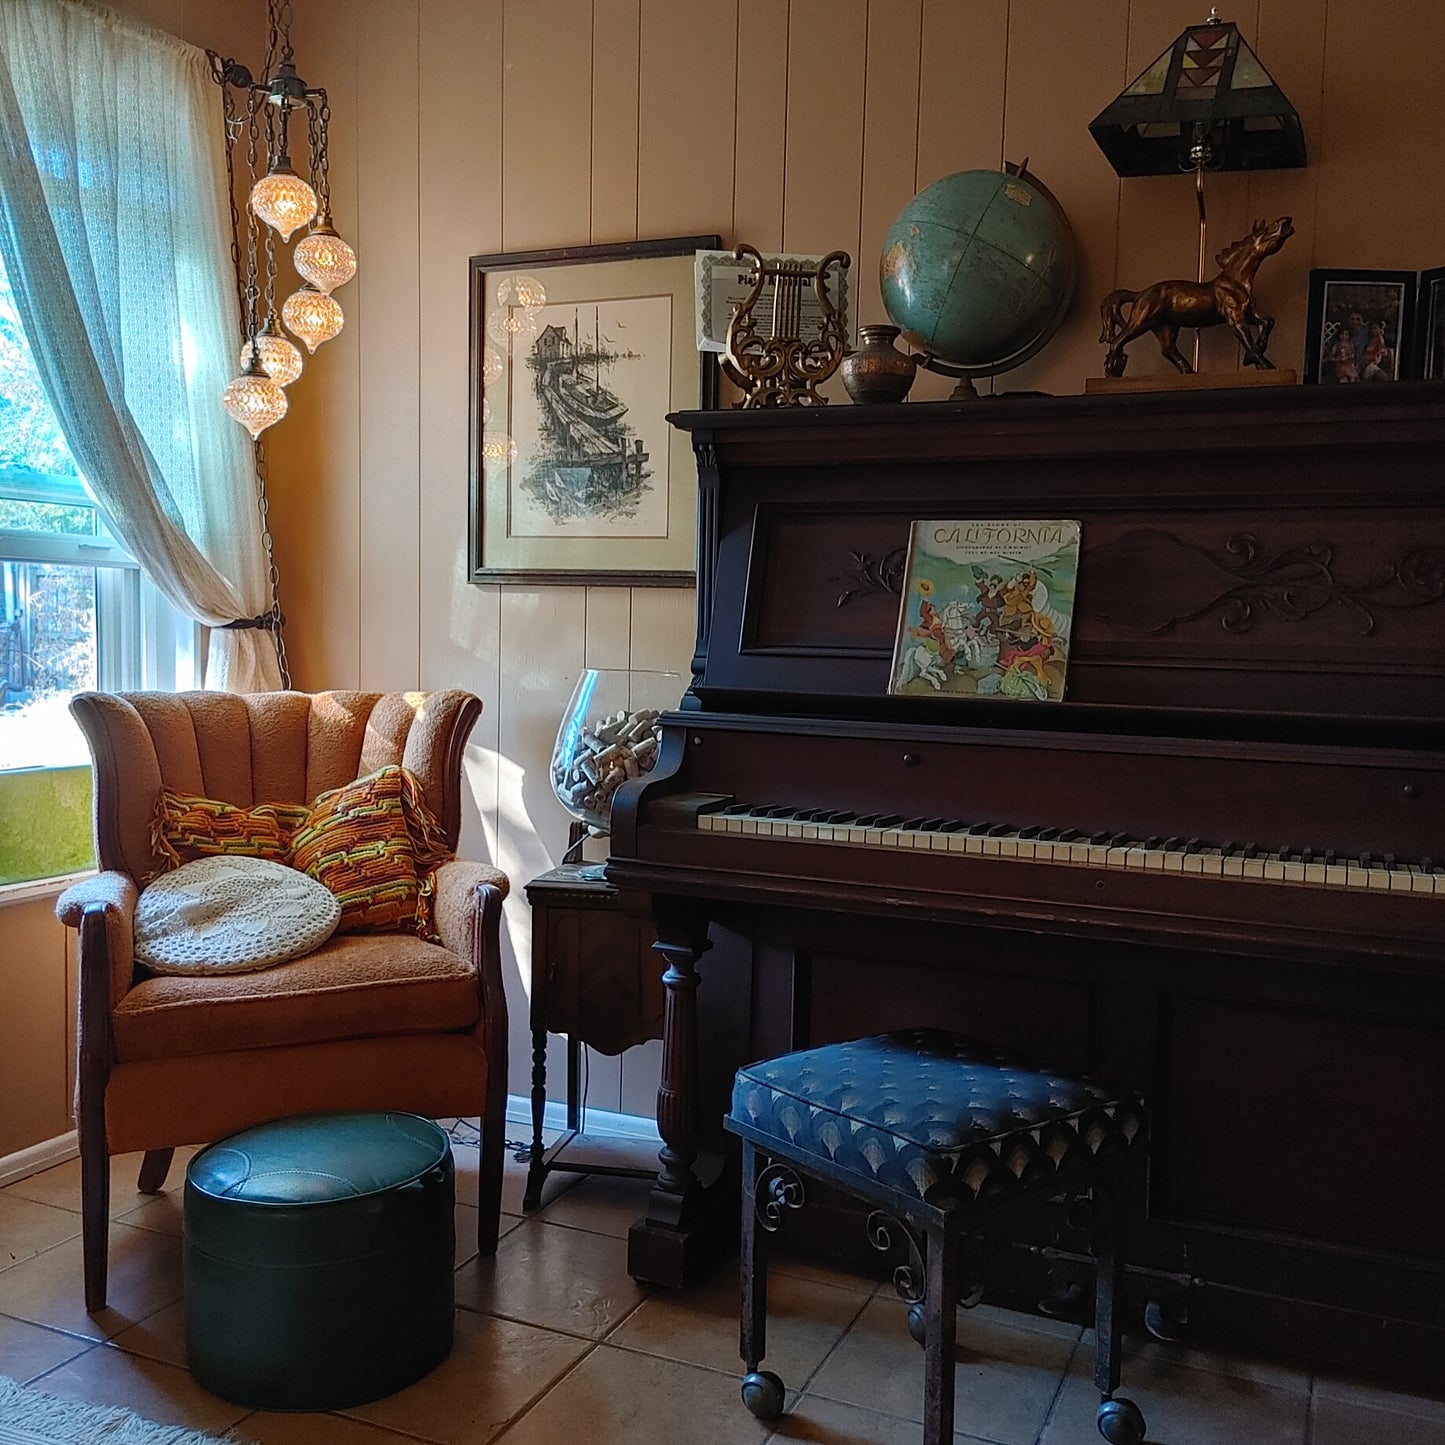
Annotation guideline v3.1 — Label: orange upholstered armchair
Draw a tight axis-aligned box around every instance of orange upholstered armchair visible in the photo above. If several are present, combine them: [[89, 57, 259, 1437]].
[[55, 689, 509, 1312]]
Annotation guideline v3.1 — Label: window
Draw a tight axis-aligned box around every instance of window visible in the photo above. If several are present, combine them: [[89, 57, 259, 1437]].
[[0, 250, 197, 771]]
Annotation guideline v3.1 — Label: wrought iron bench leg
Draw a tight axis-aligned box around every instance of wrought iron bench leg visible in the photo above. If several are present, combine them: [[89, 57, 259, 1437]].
[[1091, 1164, 1146, 1445], [739, 1142, 787, 1420]]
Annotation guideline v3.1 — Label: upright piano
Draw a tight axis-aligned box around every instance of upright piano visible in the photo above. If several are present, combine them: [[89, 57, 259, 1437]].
[[606, 382, 1445, 1381]]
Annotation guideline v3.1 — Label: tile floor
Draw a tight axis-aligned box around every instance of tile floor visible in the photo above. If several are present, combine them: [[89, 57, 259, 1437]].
[[2, 1128, 1443, 1444]]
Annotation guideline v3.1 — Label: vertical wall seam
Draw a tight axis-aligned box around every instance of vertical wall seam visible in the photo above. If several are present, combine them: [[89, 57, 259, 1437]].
[[856, 0, 870, 332], [780, 0, 791, 245], [414, 0, 423, 687], [589, 0, 597, 242], [731, 0, 741, 242], [998, 1, 1009, 173], [635, 0, 642, 240], [352, 10, 363, 687], [913, 1, 923, 194]]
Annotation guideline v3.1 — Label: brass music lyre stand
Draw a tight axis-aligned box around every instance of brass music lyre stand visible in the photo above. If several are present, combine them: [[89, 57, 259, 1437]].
[[721, 246, 850, 408]]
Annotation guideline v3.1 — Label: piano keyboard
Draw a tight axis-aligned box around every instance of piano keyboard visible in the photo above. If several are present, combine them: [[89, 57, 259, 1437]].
[[697, 805, 1445, 895]]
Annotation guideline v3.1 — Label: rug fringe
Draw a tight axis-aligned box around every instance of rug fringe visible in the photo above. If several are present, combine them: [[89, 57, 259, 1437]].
[[0, 1375, 244, 1445]]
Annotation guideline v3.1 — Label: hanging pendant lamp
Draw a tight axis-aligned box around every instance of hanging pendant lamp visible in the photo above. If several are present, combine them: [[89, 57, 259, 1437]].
[[293, 210, 357, 294], [282, 283, 344, 352], [222, 351, 289, 437], [240, 313, 304, 386]]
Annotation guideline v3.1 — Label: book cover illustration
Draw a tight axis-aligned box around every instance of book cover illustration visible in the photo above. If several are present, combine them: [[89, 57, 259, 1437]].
[[888, 519, 1081, 702]]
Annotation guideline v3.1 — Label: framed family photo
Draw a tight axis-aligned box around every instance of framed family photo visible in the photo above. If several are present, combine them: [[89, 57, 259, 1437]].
[[1303, 268, 1415, 386], [467, 235, 720, 586], [1415, 265, 1445, 381]]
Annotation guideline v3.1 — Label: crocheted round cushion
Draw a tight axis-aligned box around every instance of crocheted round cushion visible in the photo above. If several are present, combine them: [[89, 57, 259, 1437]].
[[135, 855, 342, 975]]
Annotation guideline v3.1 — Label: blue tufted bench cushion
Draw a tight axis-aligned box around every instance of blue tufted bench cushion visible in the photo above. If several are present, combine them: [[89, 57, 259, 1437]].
[[729, 1028, 1144, 1207]]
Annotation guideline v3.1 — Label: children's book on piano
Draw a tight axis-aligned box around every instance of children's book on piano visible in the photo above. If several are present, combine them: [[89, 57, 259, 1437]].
[[888, 519, 1081, 702]]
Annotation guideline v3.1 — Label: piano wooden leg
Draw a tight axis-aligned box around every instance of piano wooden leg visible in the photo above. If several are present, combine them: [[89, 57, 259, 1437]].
[[628, 904, 738, 1285]]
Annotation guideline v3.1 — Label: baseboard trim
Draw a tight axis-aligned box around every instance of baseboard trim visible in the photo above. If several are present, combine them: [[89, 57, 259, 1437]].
[[0, 1130, 78, 1188], [503, 1095, 660, 1145]]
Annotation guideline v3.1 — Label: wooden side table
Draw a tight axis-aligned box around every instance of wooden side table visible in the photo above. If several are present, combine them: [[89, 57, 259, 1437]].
[[522, 862, 664, 1211]]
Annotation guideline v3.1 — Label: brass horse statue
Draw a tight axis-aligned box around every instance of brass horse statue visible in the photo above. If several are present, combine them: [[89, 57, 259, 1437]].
[[1101, 216, 1294, 377]]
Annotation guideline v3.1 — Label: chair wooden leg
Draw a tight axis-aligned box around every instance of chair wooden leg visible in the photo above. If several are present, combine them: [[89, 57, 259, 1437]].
[[1092, 1165, 1147, 1445], [137, 1148, 174, 1194], [477, 1091, 506, 1257], [922, 1216, 959, 1445], [80, 1119, 110, 1314]]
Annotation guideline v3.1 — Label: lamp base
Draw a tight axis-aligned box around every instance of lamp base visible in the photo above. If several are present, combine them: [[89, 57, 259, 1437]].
[[1085, 369, 1298, 395]]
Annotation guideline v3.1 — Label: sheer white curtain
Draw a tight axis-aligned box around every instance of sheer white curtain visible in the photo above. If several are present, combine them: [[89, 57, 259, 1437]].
[[0, 0, 282, 692]]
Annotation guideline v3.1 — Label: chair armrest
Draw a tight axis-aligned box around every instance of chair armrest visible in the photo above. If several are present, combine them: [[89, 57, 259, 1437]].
[[56, 871, 138, 1010], [430, 859, 509, 1126]]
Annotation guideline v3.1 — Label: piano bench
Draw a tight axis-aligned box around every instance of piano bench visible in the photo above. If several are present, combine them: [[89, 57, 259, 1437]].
[[724, 1028, 1148, 1445]]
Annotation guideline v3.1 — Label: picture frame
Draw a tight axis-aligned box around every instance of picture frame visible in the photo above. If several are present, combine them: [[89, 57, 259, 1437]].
[[468, 236, 720, 586], [1413, 265, 1445, 380], [1303, 268, 1415, 386]]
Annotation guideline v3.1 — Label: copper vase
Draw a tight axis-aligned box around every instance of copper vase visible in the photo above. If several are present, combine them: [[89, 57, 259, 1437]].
[[841, 324, 919, 404]]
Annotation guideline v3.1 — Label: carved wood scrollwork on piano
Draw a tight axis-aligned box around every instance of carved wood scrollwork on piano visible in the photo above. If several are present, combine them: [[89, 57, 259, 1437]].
[[1078, 530, 1445, 638], [833, 547, 907, 608]]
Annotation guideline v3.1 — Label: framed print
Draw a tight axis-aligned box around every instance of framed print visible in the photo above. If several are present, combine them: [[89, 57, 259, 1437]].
[[468, 236, 720, 586], [1414, 266, 1445, 380], [1303, 268, 1415, 386]]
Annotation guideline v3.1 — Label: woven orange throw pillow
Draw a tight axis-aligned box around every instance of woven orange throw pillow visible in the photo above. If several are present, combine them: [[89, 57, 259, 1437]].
[[288, 766, 453, 936], [152, 792, 311, 876]]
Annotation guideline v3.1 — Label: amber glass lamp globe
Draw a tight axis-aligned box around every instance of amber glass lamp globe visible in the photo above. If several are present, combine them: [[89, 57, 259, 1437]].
[[222, 358, 289, 438], [240, 318, 304, 387], [251, 160, 318, 241], [282, 284, 344, 352], [293, 220, 357, 294]]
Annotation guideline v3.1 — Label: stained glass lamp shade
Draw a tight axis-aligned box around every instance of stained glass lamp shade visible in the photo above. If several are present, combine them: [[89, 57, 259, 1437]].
[[1089, 16, 1306, 177]]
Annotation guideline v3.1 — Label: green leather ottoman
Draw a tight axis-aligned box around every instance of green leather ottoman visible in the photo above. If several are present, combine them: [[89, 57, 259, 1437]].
[[184, 1111, 455, 1410]]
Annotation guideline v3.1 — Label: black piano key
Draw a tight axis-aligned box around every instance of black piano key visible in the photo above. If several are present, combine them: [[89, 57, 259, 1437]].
[[1108, 831, 1132, 846], [1038, 827, 1063, 841], [1182, 837, 1204, 854], [814, 810, 850, 824], [1057, 829, 1081, 842], [873, 815, 905, 829], [1384, 853, 1398, 869], [968, 822, 994, 835], [938, 820, 967, 833], [1358, 852, 1374, 868], [899, 817, 927, 831], [1090, 829, 1113, 844], [1220, 840, 1237, 854], [1017, 826, 1041, 839], [723, 803, 752, 815], [1143, 836, 1165, 849], [987, 823, 1014, 837], [791, 808, 821, 822], [1300, 848, 1314, 864], [852, 814, 881, 828], [919, 819, 945, 832], [1242, 843, 1262, 858], [1162, 836, 1184, 851]]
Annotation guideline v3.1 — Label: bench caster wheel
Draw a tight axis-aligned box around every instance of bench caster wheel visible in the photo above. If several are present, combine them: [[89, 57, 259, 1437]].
[[742, 1370, 785, 1421], [907, 1303, 927, 1346], [1097, 1396, 1146, 1444]]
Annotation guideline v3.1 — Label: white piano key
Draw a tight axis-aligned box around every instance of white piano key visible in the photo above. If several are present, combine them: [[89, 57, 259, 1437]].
[[1304, 862, 1327, 885], [1164, 852, 1186, 873], [1284, 861, 1306, 883]]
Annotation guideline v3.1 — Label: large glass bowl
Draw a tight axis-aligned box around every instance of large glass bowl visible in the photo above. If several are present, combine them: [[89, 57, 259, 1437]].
[[550, 669, 682, 836]]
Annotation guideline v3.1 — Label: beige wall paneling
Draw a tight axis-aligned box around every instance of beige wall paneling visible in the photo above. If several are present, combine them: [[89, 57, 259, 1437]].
[[915, 0, 1007, 189], [355, 0, 422, 690], [781, 0, 866, 404], [909, 0, 1008, 401], [417, 1, 505, 884], [502, 0, 593, 250], [0, 901, 71, 1156], [1004, 2, 1129, 395], [636, 0, 739, 242], [857, 0, 923, 330], [1245, 0, 1326, 384], [270, 0, 363, 690], [628, 588, 694, 674], [584, 588, 634, 669], [112, 0, 261, 56], [732, 0, 790, 252], [591, 0, 642, 244], [1317, 0, 1442, 271], [496, 587, 587, 1102]]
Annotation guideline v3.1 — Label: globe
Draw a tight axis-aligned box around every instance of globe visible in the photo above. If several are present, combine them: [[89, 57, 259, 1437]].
[[880, 164, 1075, 387]]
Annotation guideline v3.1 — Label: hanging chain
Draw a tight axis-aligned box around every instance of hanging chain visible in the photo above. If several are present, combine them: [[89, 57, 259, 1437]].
[[270, 0, 294, 67], [311, 90, 331, 216], [208, 44, 291, 690], [249, 438, 291, 689]]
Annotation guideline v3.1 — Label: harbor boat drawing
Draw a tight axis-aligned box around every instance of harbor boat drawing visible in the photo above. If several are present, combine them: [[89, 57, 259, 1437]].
[[523, 308, 651, 523]]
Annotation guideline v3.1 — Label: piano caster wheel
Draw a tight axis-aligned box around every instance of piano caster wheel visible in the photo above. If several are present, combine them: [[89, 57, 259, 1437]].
[[907, 1302, 927, 1346], [1144, 1296, 1188, 1343], [1097, 1396, 1146, 1444], [741, 1370, 785, 1421]]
